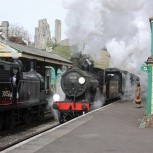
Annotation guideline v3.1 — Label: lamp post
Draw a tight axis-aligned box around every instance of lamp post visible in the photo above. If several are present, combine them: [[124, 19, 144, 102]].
[[145, 59, 152, 115], [145, 18, 153, 115], [150, 18, 153, 55]]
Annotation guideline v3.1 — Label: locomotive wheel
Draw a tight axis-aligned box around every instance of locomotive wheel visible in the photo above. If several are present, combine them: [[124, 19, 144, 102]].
[[22, 110, 32, 124], [5, 114, 15, 129], [58, 112, 67, 124], [58, 111, 73, 123], [0, 113, 3, 130], [58, 112, 64, 124], [37, 110, 45, 121]]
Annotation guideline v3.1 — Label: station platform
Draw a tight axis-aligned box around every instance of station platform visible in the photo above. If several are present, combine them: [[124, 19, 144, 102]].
[[2, 100, 153, 153]]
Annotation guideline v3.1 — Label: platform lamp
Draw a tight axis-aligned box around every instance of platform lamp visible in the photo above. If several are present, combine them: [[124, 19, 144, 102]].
[[145, 17, 153, 115]]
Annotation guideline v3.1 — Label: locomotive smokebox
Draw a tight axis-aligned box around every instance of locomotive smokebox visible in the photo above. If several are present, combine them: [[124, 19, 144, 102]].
[[71, 52, 80, 67], [30, 60, 36, 72]]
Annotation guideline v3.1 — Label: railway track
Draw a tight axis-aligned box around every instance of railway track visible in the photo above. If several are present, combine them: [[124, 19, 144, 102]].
[[0, 115, 59, 152], [0, 103, 113, 152]]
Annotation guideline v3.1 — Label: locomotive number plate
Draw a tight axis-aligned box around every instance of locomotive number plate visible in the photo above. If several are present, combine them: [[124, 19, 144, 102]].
[[70, 76, 77, 80], [1, 90, 11, 98]]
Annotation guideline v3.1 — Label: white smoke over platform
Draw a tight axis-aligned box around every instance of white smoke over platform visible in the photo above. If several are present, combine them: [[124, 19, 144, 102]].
[[63, 0, 152, 95], [49, 74, 65, 121]]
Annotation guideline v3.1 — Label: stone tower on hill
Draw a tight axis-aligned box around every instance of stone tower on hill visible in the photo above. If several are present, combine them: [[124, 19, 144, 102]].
[[93, 48, 111, 69], [0, 21, 9, 40], [34, 19, 51, 50], [55, 19, 61, 43]]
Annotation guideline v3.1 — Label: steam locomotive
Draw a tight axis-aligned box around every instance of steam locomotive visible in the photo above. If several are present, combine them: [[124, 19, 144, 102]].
[[0, 59, 47, 130], [53, 53, 140, 123]]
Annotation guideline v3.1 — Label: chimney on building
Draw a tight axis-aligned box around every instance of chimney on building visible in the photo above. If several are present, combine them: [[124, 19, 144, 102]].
[[55, 19, 61, 43]]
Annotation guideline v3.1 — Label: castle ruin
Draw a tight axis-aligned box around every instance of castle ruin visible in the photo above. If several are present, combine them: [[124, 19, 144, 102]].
[[55, 19, 61, 43], [34, 19, 51, 50], [0, 21, 9, 40], [93, 48, 111, 69]]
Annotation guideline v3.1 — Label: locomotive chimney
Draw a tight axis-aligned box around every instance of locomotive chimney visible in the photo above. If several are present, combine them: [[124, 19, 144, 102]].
[[71, 52, 80, 67], [30, 60, 36, 72]]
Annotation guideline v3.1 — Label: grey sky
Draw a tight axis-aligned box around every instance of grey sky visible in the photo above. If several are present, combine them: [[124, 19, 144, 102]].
[[0, 0, 68, 41], [0, 0, 151, 89]]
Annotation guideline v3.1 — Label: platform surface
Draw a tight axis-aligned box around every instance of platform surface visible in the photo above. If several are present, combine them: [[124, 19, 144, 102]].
[[3, 100, 151, 153]]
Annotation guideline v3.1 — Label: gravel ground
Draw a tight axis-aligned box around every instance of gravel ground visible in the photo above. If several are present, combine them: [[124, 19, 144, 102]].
[[0, 117, 59, 151]]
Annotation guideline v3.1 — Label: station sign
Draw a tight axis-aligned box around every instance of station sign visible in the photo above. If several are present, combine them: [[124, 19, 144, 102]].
[[141, 64, 148, 72]]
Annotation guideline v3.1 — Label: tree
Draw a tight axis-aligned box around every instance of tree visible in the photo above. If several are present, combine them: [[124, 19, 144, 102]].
[[47, 41, 72, 60], [52, 45, 72, 60], [9, 23, 31, 43]]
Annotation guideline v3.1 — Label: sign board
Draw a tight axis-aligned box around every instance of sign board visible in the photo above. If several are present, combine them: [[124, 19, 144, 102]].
[[141, 64, 148, 72]]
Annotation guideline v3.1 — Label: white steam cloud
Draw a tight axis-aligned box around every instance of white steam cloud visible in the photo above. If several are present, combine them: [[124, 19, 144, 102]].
[[63, 0, 152, 95], [51, 74, 65, 121]]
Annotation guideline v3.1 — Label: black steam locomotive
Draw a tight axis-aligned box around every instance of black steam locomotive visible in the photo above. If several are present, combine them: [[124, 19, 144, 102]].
[[0, 59, 47, 130], [53, 53, 140, 123]]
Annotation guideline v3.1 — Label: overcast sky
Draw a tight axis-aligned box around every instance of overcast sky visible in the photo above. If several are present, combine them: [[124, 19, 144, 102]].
[[0, 0, 152, 87], [0, 0, 68, 41]]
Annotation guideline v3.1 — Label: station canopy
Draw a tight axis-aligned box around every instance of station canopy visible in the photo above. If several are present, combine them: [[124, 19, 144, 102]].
[[0, 38, 72, 67]]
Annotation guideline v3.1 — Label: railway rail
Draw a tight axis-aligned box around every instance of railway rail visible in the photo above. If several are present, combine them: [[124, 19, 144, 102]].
[[0, 115, 59, 152], [0, 101, 117, 152]]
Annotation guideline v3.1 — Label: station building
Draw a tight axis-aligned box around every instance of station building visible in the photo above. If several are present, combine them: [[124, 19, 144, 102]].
[[0, 35, 72, 94]]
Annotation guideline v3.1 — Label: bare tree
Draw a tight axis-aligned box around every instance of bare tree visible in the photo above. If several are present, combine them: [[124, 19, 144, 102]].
[[9, 23, 31, 44]]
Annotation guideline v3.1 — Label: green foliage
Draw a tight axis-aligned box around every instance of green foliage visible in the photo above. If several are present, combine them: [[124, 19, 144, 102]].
[[47, 42, 94, 64], [47, 42, 59, 49], [52, 44, 72, 60]]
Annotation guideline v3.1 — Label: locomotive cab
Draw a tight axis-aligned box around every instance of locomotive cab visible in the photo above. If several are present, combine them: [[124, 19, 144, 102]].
[[0, 60, 21, 106], [0, 59, 47, 130]]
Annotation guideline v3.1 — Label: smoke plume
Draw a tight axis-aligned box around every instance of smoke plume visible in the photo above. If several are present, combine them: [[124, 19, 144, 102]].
[[63, 0, 152, 94], [51, 74, 65, 120]]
